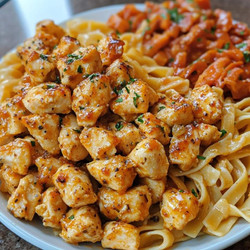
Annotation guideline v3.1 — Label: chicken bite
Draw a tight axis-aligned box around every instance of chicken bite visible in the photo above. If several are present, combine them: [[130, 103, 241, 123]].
[[72, 74, 112, 126], [161, 188, 199, 230], [102, 221, 140, 250], [139, 177, 166, 204], [57, 45, 102, 89], [0, 165, 23, 194], [22, 114, 60, 155], [190, 85, 223, 124], [128, 138, 169, 179], [35, 187, 67, 229], [53, 164, 97, 207], [0, 138, 34, 175], [58, 114, 88, 161], [169, 123, 221, 171], [152, 90, 194, 127], [109, 120, 141, 155], [110, 79, 158, 121], [135, 112, 170, 145], [98, 185, 152, 223], [97, 33, 124, 66], [87, 155, 137, 193], [7, 174, 42, 221], [80, 127, 119, 160], [60, 206, 103, 244], [22, 83, 71, 114]]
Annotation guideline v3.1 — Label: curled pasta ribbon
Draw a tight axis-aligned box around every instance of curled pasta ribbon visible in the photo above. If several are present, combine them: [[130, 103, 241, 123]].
[[203, 159, 248, 235], [0, 52, 24, 103]]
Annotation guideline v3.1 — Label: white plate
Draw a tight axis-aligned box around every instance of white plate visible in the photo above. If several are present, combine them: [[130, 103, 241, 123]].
[[0, 4, 249, 250]]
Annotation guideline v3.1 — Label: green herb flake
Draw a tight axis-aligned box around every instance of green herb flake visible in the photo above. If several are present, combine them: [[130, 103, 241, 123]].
[[239, 31, 245, 35], [59, 117, 63, 126], [223, 42, 230, 50], [48, 166, 52, 171], [40, 54, 48, 61], [129, 77, 136, 83], [171, 101, 175, 104], [31, 141, 36, 147], [137, 114, 144, 124], [156, 125, 165, 133], [202, 15, 207, 21], [125, 86, 130, 93], [79, 106, 85, 110], [167, 8, 184, 24], [46, 84, 55, 89], [220, 129, 227, 137], [115, 121, 123, 131], [235, 42, 247, 49], [243, 51, 250, 63], [217, 49, 224, 53], [66, 58, 74, 64], [55, 76, 61, 83], [63, 68, 67, 72], [68, 215, 74, 220], [77, 65, 83, 73], [159, 106, 166, 111], [133, 92, 141, 108], [116, 30, 121, 37], [89, 73, 99, 81], [187, 0, 194, 3], [227, 70, 231, 75], [116, 98, 123, 103], [146, 18, 150, 23], [169, 58, 174, 63], [191, 189, 198, 197], [197, 155, 206, 160], [197, 37, 202, 42], [128, 20, 133, 31], [211, 26, 216, 34], [73, 129, 81, 134], [179, 189, 184, 193]]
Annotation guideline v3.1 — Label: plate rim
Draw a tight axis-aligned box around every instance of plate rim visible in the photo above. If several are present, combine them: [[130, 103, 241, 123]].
[[0, 3, 250, 250]]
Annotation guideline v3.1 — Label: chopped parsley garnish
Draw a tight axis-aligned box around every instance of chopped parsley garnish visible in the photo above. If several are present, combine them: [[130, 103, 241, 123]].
[[129, 77, 136, 83], [211, 26, 216, 34], [116, 98, 123, 103], [146, 18, 150, 23], [67, 54, 82, 60], [59, 117, 63, 126], [79, 106, 85, 110], [202, 15, 207, 21], [243, 51, 250, 63], [223, 42, 230, 50], [167, 8, 184, 24], [68, 215, 74, 220], [137, 114, 144, 124], [31, 141, 36, 147], [115, 30, 121, 37], [179, 189, 184, 193], [125, 86, 130, 93], [235, 42, 247, 49], [197, 155, 206, 160], [157, 125, 165, 133], [171, 101, 176, 104], [115, 121, 123, 131], [133, 92, 140, 108], [217, 49, 224, 53], [159, 106, 166, 111], [40, 54, 48, 61], [63, 68, 67, 72], [46, 84, 55, 89], [191, 189, 198, 197], [187, 0, 194, 2], [77, 65, 83, 73], [66, 58, 74, 64], [197, 37, 202, 42], [55, 76, 61, 83], [89, 73, 99, 81], [53, 45, 57, 50], [128, 20, 133, 31], [239, 31, 245, 35], [73, 129, 81, 134], [220, 129, 227, 137]]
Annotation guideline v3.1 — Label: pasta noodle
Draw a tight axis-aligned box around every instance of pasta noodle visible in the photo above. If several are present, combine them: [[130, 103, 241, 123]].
[[0, 1, 249, 249]]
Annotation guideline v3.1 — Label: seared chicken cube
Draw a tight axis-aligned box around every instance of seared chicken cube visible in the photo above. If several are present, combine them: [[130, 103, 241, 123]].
[[53, 164, 97, 207], [35, 187, 67, 229], [58, 114, 88, 161], [161, 188, 199, 230], [57, 45, 102, 89], [135, 112, 170, 145], [169, 123, 221, 171], [128, 138, 169, 179], [72, 74, 112, 126], [152, 90, 194, 127], [80, 127, 119, 160], [110, 79, 158, 121], [0, 94, 28, 146], [24, 51, 55, 83], [139, 177, 166, 204], [106, 59, 135, 89], [36, 20, 65, 40], [35, 155, 67, 187], [7, 174, 42, 221], [0, 165, 22, 194], [52, 35, 80, 60], [60, 206, 103, 244], [0, 138, 34, 175], [22, 83, 71, 114], [97, 33, 124, 66], [191, 85, 223, 124], [22, 114, 60, 155], [98, 185, 152, 223], [109, 120, 141, 155], [102, 221, 140, 250], [87, 155, 137, 193]]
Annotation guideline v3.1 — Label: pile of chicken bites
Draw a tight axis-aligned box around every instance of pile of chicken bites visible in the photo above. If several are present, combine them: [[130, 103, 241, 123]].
[[0, 20, 223, 249]]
